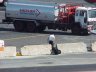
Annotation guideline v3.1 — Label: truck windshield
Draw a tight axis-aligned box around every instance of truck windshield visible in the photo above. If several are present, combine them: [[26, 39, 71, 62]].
[[88, 9, 96, 18]]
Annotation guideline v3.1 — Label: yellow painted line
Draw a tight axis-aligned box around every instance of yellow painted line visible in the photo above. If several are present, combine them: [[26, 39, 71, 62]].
[[4, 34, 46, 41]]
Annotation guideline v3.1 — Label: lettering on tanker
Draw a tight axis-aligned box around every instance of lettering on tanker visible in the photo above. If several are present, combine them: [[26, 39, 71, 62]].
[[20, 9, 40, 17]]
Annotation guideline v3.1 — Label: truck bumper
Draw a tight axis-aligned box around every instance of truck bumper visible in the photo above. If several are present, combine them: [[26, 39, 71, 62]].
[[87, 25, 93, 33]]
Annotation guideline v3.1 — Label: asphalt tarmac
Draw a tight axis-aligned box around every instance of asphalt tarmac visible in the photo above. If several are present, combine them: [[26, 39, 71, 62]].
[[1, 53, 96, 72]]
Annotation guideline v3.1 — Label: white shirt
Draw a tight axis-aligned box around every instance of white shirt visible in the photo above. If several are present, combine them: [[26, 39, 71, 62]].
[[48, 34, 55, 42], [0, 0, 3, 3]]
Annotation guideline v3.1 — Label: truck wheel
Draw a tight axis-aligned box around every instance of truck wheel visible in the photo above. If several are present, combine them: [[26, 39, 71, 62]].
[[26, 21, 36, 32], [13, 20, 24, 32], [71, 24, 81, 35], [37, 25, 46, 32], [81, 29, 88, 35], [72, 25, 88, 35]]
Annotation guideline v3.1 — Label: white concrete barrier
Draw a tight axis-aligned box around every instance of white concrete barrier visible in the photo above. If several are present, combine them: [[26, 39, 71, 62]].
[[0, 46, 16, 57], [0, 51, 4, 57], [92, 42, 96, 52], [57, 42, 87, 54], [21, 44, 51, 56], [0, 40, 4, 51], [4, 46, 16, 57], [0, 11, 5, 20]]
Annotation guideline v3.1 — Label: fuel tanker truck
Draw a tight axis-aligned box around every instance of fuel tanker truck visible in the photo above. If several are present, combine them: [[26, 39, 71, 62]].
[[3, 0, 96, 35]]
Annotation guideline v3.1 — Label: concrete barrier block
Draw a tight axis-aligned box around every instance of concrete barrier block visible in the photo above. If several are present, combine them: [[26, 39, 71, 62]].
[[92, 42, 96, 52], [0, 40, 4, 51], [0, 51, 5, 57], [57, 42, 87, 54], [21, 44, 51, 56], [0, 46, 16, 57], [0, 11, 5, 20], [4, 46, 16, 57]]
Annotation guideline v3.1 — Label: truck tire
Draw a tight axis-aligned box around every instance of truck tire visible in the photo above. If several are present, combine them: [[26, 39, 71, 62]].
[[36, 25, 46, 32], [13, 20, 25, 32], [71, 24, 88, 35], [81, 29, 88, 35], [26, 21, 36, 32], [71, 24, 81, 35]]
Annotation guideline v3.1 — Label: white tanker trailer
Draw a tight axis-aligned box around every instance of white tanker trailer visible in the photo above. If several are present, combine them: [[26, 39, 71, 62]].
[[3, 0, 96, 35]]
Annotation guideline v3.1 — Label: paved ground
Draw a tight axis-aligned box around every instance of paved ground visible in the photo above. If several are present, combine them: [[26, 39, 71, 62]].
[[1, 65, 96, 72], [1, 53, 96, 72], [18, 0, 95, 5]]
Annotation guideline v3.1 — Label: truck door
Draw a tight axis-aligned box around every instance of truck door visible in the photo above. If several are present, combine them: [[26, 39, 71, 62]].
[[75, 10, 80, 22], [78, 10, 87, 28]]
